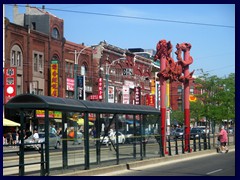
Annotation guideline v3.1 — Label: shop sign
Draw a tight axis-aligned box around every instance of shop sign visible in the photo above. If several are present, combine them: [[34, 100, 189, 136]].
[[4, 67, 17, 103]]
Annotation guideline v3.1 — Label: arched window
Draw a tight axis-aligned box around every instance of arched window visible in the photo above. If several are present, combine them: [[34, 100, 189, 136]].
[[81, 64, 87, 76], [52, 27, 59, 39], [10, 45, 22, 67]]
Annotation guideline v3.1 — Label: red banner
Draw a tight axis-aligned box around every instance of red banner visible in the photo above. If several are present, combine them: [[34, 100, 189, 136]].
[[134, 87, 141, 105], [146, 94, 155, 108], [4, 67, 17, 103], [98, 78, 103, 100]]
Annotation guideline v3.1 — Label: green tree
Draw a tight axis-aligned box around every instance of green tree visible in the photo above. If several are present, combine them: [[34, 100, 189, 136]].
[[191, 71, 235, 132], [171, 110, 184, 126]]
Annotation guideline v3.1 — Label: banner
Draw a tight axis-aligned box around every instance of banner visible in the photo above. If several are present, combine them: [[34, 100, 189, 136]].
[[4, 67, 17, 103], [146, 94, 155, 108], [134, 87, 141, 105], [108, 86, 115, 103], [98, 78, 103, 100], [122, 85, 129, 104], [77, 76, 84, 100], [66, 78, 74, 91], [50, 61, 59, 97]]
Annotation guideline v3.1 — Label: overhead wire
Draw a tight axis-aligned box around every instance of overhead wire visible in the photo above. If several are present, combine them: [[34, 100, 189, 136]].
[[6, 4, 234, 29]]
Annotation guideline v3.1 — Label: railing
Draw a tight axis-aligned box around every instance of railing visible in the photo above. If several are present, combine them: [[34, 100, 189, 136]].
[[3, 132, 235, 176], [3, 142, 47, 176]]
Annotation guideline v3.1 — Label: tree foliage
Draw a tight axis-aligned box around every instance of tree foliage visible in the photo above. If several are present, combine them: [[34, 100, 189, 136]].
[[191, 72, 235, 125]]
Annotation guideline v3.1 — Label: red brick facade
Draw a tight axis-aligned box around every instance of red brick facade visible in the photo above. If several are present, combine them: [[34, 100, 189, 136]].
[[4, 5, 199, 110]]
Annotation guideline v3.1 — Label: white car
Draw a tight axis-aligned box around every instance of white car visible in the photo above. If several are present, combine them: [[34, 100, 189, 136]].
[[24, 132, 61, 150], [100, 131, 126, 145]]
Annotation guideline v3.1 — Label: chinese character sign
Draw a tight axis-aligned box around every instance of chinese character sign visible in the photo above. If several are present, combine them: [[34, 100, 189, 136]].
[[98, 78, 103, 100], [66, 78, 74, 91], [150, 79, 155, 95], [122, 85, 130, 104], [146, 94, 155, 108], [4, 67, 17, 103], [77, 76, 84, 100], [134, 87, 141, 105], [51, 61, 59, 97], [108, 86, 115, 103]]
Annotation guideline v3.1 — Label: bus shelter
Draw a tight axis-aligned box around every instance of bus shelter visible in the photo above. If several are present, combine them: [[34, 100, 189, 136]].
[[5, 94, 161, 176]]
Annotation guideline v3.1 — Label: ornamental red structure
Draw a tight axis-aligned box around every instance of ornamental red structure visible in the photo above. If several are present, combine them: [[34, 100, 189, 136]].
[[154, 40, 194, 153]]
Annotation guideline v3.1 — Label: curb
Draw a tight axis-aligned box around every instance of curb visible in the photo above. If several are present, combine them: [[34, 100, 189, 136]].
[[57, 146, 235, 176]]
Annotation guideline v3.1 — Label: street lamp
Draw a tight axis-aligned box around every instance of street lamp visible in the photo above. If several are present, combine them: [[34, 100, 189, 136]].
[[69, 45, 96, 100], [69, 45, 95, 145], [105, 54, 126, 103]]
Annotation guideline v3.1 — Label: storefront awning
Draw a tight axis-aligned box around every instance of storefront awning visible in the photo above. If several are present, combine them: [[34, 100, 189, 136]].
[[3, 118, 20, 126]]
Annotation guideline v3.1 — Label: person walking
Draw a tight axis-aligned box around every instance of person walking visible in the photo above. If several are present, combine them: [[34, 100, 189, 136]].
[[217, 125, 229, 153], [6, 132, 12, 147], [12, 131, 17, 148], [107, 129, 114, 151], [50, 125, 57, 134], [32, 130, 39, 150]]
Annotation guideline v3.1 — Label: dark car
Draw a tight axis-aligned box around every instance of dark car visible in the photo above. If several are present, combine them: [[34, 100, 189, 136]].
[[190, 128, 206, 140], [174, 128, 184, 139]]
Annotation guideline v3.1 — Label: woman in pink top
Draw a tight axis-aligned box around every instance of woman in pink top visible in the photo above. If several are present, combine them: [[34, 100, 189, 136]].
[[218, 125, 229, 153]]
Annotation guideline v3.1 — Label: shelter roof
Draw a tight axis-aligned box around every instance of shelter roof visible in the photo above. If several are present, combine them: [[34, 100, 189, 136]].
[[6, 94, 160, 115]]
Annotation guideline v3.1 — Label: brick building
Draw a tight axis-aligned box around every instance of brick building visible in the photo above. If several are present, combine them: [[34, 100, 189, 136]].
[[4, 4, 199, 123], [4, 5, 154, 107]]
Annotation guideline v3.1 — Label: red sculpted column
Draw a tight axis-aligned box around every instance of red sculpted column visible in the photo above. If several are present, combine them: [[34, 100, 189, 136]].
[[160, 54, 167, 154], [154, 40, 168, 154], [182, 43, 192, 152]]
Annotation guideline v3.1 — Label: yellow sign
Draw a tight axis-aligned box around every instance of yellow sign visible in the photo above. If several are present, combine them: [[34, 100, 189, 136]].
[[51, 62, 59, 97], [189, 95, 197, 102], [36, 110, 62, 118], [150, 79, 155, 95]]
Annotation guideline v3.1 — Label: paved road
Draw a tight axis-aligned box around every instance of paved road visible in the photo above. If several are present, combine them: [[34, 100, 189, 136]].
[[101, 151, 235, 176]]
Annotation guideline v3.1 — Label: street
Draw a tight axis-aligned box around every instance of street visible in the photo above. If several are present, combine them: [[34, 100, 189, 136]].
[[105, 151, 235, 176]]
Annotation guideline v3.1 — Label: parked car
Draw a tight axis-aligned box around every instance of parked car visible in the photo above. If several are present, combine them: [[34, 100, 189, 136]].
[[100, 131, 126, 145], [24, 132, 61, 150], [196, 126, 210, 133], [174, 128, 184, 139], [190, 128, 206, 140]]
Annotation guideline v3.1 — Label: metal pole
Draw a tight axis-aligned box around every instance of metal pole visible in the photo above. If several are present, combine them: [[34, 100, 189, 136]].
[[73, 50, 78, 144], [74, 50, 78, 100], [105, 56, 126, 103], [62, 111, 68, 169], [84, 112, 90, 170], [19, 111, 25, 176], [105, 73, 109, 103]]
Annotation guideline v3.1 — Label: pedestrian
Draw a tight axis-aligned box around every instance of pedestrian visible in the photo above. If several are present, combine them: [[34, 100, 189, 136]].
[[6, 132, 12, 147], [57, 127, 62, 138], [25, 129, 32, 139], [16, 131, 19, 144], [32, 130, 39, 150], [3, 136, 5, 145], [107, 129, 114, 151], [217, 125, 229, 153], [50, 125, 57, 134], [12, 131, 17, 148]]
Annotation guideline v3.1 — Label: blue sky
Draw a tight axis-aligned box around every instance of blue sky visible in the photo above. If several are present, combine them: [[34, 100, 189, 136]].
[[4, 4, 235, 78]]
